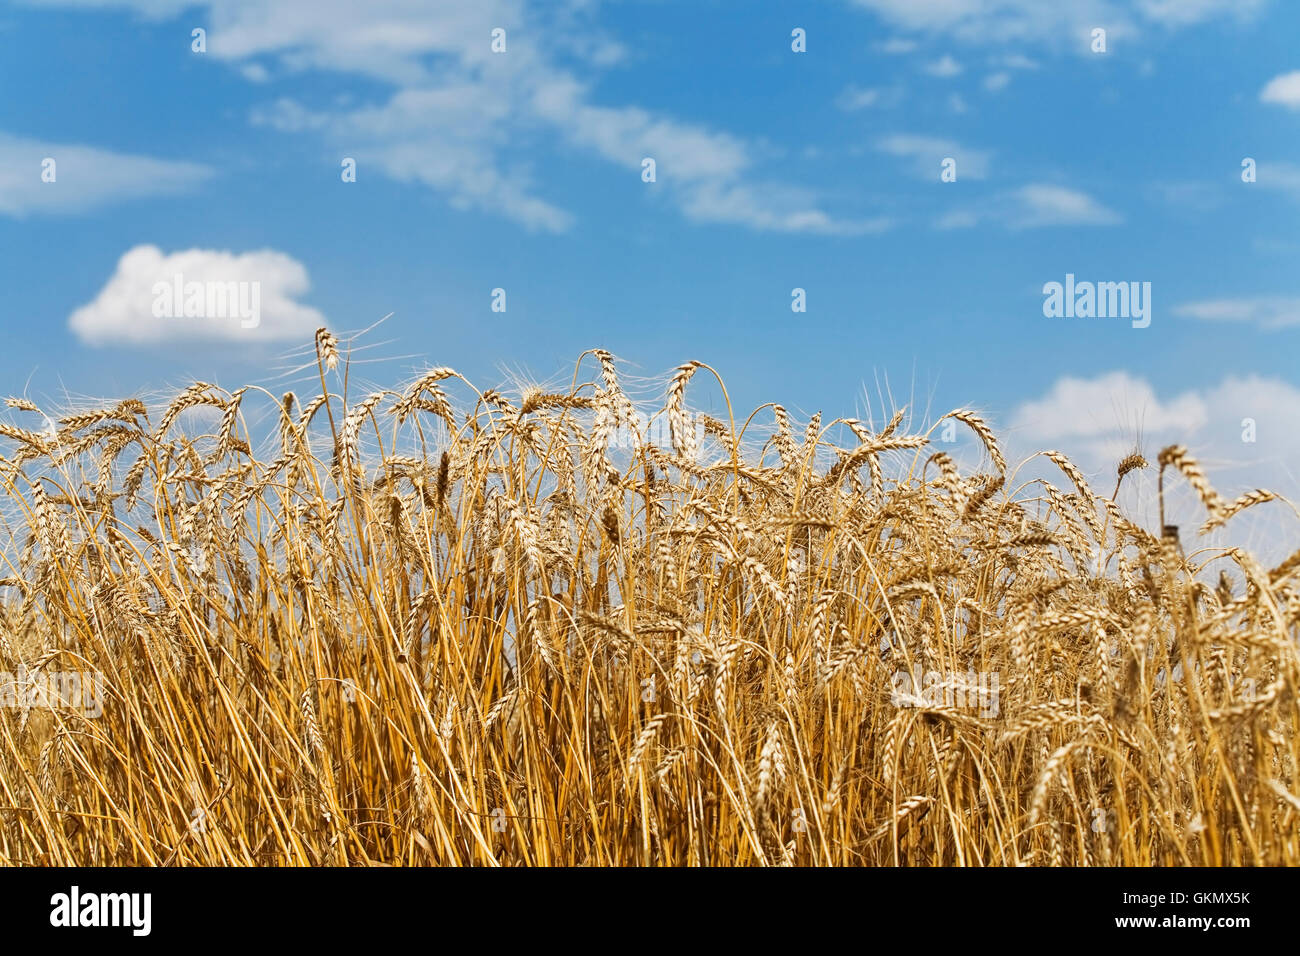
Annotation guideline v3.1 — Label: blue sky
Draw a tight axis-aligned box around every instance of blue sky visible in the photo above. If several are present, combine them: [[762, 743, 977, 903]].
[[1, 0, 1298, 534]]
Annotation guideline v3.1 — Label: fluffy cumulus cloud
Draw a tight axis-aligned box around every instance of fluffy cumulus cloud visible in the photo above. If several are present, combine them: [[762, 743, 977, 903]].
[[1008, 371, 1208, 453], [1260, 70, 1300, 109], [1002, 371, 1300, 561], [0, 133, 211, 217], [69, 245, 325, 346]]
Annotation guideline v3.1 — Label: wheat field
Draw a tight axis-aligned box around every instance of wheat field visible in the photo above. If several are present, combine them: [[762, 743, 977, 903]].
[[0, 329, 1296, 866]]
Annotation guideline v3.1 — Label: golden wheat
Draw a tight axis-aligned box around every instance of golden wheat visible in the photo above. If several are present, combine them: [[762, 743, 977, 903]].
[[0, 334, 1294, 866]]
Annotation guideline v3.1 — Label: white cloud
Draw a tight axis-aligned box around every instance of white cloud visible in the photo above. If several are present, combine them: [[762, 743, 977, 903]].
[[34, 0, 872, 236], [998, 53, 1041, 69], [680, 181, 892, 235], [923, 54, 963, 77], [1007, 184, 1122, 227], [1252, 237, 1300, 256], [1260, 160, 1300, 193], [257, 85, 574, 233], [1010, 372, 1208, 444], [1260, 71, 1300, 109], [249, 97, 332, 133], [878, 37, 919, 53], [0, 132, 211, 217], [252, 66, 883, 236], [1254, 160, 1300, 201], [1148, 180, 1222, 212], [847, 0, 1262, 47], [69, 245, 325, 347], [1137, 0, 1268, 26], [1005, 370, 1300, 561], [836, 85, 904, 110], [983, 72, 1011, 91], [847, 0, 1135, 45], [877, 134, 991, 179], [936, 183, 1121, 229], [22, 0, 194, 16], [531, 80, 749, 183], [532, 78, 885, 234], [935, 209, 979, 229], [1173, 297, 1300, 329]]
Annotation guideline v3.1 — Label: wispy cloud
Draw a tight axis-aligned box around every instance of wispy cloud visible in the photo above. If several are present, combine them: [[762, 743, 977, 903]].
[[846, 0, 1131, 46], [1173, 297, 1300, 329], [1137, 0, 1269, 27], [37, 0, 872, 236], [847, 0, 1263, 48], [937, 183, 1121, 229], [1006, 184, 1121, 227], [997, 53, 1041, 70], [836, 84, 904, 110], [1148, 180, 1223, 212], [923, 54, 963, 77], [877, 134, 991, 179], [1239, 160, 1300, 205], [254, 87, 574, 233], [979, 53, 1038, 92], [0, 132, 211, 217], [877, 37, 918, 54]]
